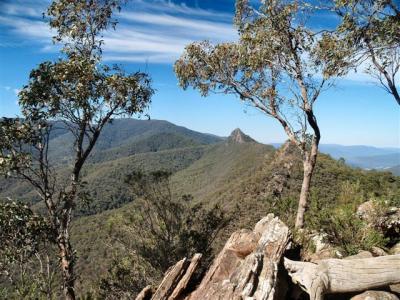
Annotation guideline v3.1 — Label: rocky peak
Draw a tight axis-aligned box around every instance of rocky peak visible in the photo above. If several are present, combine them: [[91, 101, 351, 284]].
[[228, 128, 255, 144]]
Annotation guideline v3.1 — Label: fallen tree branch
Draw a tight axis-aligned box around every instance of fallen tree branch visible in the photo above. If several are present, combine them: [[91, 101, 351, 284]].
[[284, 254, 400, 300]]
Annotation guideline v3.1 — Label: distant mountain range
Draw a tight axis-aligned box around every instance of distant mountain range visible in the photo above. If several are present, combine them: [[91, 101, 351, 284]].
[[271, 143, 400, 174]]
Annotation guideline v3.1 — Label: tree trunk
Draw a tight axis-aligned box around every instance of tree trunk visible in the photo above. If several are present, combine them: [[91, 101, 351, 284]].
[[295, 159, 314, 228], [59, 238, 76, 300], [58, 175, 79, 300], [284, 255, 400, 300], [295, 148, 319, 229], [295, 107, 321, 229], [388, 81, 400, 105]]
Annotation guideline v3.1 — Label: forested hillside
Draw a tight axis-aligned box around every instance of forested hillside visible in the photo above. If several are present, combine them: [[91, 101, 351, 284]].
[[0, 119, 222, 213], [49, 125, 398, 295]]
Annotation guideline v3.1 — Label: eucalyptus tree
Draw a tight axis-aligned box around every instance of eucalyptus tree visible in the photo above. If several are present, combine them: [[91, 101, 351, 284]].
[[0, 0, 153, 299], [175, 0, 341, 229], [322, 0, 400, 105]]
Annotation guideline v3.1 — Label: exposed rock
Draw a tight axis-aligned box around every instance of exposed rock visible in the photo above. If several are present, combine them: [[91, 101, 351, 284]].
[[144, 215, 400, 300], [357, 200, 400, 237], [350, 291, 399, 300], [371, 246, 387, 256], [357, 201, 376, 222], [148, 214, 290, 300], [344, 251, 373, 260], [311, 233, 329, 253], [152, 258, 190, 300], [307, 248, 338, 262], [140, 254, 202, 300], [187, 213, 290, 300], [227, 128, 256, 144], [169, 254, 202, 300], [135, 285, 152, 300]]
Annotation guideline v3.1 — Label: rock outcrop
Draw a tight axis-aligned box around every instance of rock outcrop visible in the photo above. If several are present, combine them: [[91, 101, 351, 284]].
[[138, 215, 400, 300], [188, 214, 290, 300], [357, 200, 400, 238], [227, 128, 256, 144], [138, 214, 290, 300]]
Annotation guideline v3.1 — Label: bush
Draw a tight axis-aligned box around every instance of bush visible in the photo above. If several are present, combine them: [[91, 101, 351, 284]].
[[322, 204, 387, 255]]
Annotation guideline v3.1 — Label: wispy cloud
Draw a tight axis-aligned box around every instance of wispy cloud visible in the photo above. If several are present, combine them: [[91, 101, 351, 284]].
[[0, 0, 236, 63], [129, 0, 232, 20], [0, 15, 53, 40]]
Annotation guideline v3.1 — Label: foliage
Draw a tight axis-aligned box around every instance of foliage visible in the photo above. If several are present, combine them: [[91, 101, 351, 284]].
[[0, 200, 57, 299], [0, 200, 52, 268], [99, 256, 150, 300], [0, 0, 153, 297], [101, 170, 230, 298], [174, 0, 347, 228], [320, 0, 400, 104], [13, 140, 395, 297], [305, 182, 390, 255]]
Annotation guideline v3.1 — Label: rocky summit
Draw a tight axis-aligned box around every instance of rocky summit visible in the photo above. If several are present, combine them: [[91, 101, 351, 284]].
[[227, 128, 256, 144]]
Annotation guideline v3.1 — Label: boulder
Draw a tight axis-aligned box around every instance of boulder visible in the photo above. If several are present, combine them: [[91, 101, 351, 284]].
[[370, 246, 387, 256]]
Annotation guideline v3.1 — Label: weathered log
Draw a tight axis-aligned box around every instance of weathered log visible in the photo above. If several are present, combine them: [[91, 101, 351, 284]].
[[284, 254, 400, 300], [350, 291, 399, 300]]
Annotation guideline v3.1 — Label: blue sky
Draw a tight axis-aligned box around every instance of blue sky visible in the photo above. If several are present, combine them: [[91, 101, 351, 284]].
[[0, 0, 399, 147]]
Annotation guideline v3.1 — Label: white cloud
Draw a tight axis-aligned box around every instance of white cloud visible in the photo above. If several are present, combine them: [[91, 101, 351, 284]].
[[128, 0, 232, 20], [0, 0, 236, 63], [0, 2, 44, 18], [0, 15, 53, 41], [118, 12, 235, 40]]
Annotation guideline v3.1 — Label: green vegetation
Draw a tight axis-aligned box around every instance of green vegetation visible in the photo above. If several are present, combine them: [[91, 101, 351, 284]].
[[59, 140, 399, 297], [0, 0, 398, 298], [99, 171, 229, 299], [0, 200, 57, 299], [1, 124, 399, 298], [323, 0, 400, 105], [0, 120, 220, 214], [0, 0, 153, 297]]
